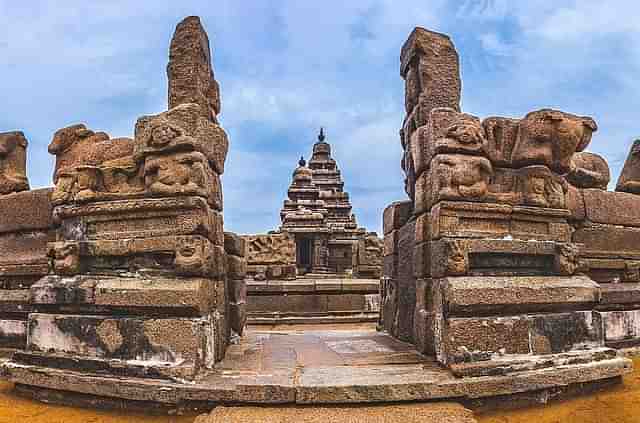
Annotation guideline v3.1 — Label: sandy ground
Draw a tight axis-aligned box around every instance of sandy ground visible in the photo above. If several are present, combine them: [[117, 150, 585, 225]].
[[0, 380, 194, 423], [0, 357, 637, 422], [195, 403, 476, 423], [477, 356, 640, 423]]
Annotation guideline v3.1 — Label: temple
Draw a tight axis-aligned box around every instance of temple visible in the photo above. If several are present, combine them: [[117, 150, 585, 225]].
[[0, 16, 639, 419], [280, 128, 379, 277], [242, 129, 383, 324]]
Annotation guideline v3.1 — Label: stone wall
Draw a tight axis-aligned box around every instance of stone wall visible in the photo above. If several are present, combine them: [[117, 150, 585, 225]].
[[242, 233, 297, 280], [0, 139, 52, 352], [2, 16, 244, 383], [381, 26, 640, 376]]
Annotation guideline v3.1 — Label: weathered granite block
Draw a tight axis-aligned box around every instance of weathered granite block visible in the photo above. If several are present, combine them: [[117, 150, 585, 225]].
[[0, 188, 52, 233], [401, 28, 461, 118], [616, 139, 640, 194], [443, 275, 599, 316], [583, 188, 640, 227], [0, 319, 27, 348], [429, 201, 571, 242], [599, 310, 640, 347], [134, 103, 228, 174], [442, 311, 603, 364], [26, 313, 213, 366], [0, 131, 29, 195], [383, 200, 413, 235]]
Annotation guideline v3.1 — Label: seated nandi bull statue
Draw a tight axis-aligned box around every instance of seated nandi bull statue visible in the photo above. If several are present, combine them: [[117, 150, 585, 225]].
[[48, 124, 141, 204], [0, 131, 29, 195]]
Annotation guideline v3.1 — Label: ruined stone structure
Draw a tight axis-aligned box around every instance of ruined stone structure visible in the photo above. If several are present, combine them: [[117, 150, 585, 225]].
[[0, 16, 245, 385], [0, 18, 636, 413], [242, 131, 382, 324], [381, 27, 635, 380]]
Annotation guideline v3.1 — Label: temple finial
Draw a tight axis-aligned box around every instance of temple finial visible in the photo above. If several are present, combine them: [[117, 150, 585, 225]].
[[318, 127, 325, 142], [299, 156, 306, 167]]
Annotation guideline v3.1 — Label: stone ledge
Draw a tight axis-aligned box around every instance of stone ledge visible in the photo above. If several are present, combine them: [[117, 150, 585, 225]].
[[444, 275, 600, 316], [1, 328, 631, 407], [247, 278, 379, 294]]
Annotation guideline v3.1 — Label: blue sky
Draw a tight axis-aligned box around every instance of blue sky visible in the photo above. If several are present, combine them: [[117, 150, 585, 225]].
[[1, 1, 639, 235]]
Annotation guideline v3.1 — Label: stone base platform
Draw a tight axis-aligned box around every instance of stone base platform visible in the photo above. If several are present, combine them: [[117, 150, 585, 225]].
[[1, 325, 632, 411], [247, 278, 380, 324]]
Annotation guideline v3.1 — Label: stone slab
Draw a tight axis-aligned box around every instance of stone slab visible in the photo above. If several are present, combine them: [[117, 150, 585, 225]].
[[0, 188, 52, 233], [600, 310, 640, 345], [444, 275, 600, 316], [600, 284, 640, 306], [442, 311, 604, 364], [574, 223, 640, 258], [383, 201, 413, 235], [583, 189, 640, 227], [0, 319, 26, 348], [429, 201, 571, 242], [25, 313, 213, 368], [0, 326, 631, 407]]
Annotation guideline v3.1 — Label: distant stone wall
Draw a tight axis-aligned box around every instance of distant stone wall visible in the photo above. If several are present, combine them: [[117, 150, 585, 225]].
[[242, 233, 296, 280]]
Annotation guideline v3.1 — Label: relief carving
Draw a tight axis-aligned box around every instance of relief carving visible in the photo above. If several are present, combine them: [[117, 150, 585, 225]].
[[49, 242, 81, 276], [567, 151, 610, 190], [554, 243, 580, 276], [49, 124, 134, 183], [446, 240, 468, 276], [243, 234, 296, 265], [511, 109, 597, 174], [518, 165, 567, 209], [144, 151, 221, 209], [432, 154, 492, 202], [174, 236, 212, 276]]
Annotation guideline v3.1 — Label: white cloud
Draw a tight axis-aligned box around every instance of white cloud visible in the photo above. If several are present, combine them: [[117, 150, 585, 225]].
[[2, 1, 640, 234]]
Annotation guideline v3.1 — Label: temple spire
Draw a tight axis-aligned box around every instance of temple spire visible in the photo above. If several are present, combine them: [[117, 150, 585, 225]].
[[318, 127, 326, 142], [299, 156, 306, 167]]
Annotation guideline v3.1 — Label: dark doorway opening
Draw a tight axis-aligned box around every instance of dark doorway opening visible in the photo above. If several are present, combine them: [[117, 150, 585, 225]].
[[297, 236, 313, 274]]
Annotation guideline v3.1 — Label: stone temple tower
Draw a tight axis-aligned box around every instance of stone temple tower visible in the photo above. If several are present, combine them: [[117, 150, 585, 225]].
[[279, 129, 378, 276]]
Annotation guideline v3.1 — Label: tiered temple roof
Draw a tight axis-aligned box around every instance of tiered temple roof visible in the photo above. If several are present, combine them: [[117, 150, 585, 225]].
[[280, 129, 359, 233]]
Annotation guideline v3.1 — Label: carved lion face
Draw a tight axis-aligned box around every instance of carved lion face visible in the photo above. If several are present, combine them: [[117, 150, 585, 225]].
[[150, 125, 180, 148]]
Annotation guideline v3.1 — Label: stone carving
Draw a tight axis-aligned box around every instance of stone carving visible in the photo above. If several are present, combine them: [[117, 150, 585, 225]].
[[410, 109, 487, 178], [554, 243, 580, 276], [49, 124, 134, 183], [48, 241, 81, 276], [168, 16, 221, 122], [244, 234, 295, 265], [174, 236, 219, 276], [432, 154, 493, 202], [145, 151, 222, 209], [134, 103, 228, 175], [482, 117, 520, 167], [400, 27, 461, 199], [0, 131, 29, 194], [518, 165, 567, 209], [511, 109, 597, 174], [616, 139, 640, 194], [567, 151, 610, 190], [48, 125, 141, 205], [445, 240, 467, 276]]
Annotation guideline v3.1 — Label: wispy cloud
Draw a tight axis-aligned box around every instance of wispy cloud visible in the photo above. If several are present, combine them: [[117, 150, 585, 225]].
[[1, 1, 639, 233]]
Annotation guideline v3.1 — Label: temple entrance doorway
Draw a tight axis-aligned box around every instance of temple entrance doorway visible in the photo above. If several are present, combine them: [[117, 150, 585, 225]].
[[296, 236, 313, 274]]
